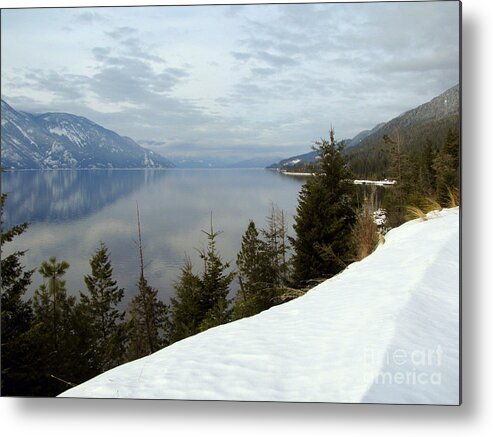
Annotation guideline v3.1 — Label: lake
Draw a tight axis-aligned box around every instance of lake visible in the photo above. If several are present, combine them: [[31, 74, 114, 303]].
[[1, 169, 306, 306]]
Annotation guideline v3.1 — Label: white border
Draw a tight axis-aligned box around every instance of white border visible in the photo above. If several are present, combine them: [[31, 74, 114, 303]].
[[2, 0, 492, 435]]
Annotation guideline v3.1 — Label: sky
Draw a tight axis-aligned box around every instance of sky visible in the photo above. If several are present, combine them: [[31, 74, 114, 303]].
[[0, 1, 460, 162]]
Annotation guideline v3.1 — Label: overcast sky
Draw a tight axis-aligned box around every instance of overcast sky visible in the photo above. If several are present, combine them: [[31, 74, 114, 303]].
[[1, 1, 460, 161]]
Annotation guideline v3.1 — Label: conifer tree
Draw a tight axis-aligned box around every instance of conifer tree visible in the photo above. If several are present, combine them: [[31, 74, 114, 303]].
[[169, 257, 202, 342], [262, 205, 290, 287], [290, 129, 356, 286], [197, 216, 236, 331], [420, 139, 437, 195], [30, 257, 78, 395], [433, 128, 460, 204], [34, 257, 72, 352], [381, 132, 413, 225], [125, 204, 170, 360], [199, 214, 235, 329], [169, 216, 235, 341], [80, 242, 125, 372], [233, 220, 278, 319], [126, 276, 170, 360], [237, 220, 272, 296], [1, 193, 35, 395]]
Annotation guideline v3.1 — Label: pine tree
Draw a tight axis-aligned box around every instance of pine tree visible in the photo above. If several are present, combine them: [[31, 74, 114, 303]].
[[125, 203, 170, 360], [232, 212, 293, 320], [30, 256, 78, 395], [262, 205, 290, 287], [433, 128, 460, 204], [1, 193, 35, 395], [290, 129, 356, 286], [34, 257, 72, 352], [169, 258, 202, 342], [197, 216, 235, 331], [237, 221, 272, 295], [79, 242, 125, 372], [169, 215, 235, 340], [125, 276, 170, 360], [382, 132, 413, 226], [420, 139, 437, 195]]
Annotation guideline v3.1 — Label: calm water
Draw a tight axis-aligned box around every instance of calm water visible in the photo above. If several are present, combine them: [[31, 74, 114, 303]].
[[1, 169, 306, 306]]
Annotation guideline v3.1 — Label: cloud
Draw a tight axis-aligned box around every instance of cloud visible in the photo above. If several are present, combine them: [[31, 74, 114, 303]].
[[256, 50, 298, 68], [231, 51, 251, 61], [6, 69, 89, 101], [1, 2, 459, 161], [379, 52, 459, 74], [75, 10, 106, 24], [105, 26, 138, 40], [250, 67, 277, 77]]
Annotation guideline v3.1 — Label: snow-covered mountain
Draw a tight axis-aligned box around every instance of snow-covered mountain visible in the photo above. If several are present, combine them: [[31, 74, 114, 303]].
[[60, 208, 460, 404], [0, 100, 175, 169]]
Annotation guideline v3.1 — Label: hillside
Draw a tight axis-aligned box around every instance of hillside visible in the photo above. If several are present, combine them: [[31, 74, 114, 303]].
[[0, 100, 175, 169], [347, 84, 459, 178], [60, 208, 460, 404], [269, 84, 459, 175]]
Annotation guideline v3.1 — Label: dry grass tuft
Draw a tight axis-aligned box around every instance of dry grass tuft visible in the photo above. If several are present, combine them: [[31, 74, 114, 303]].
[[448, 187, 460, 208], [405, 205, 428, 221], [352, 198, 379, 261], [424, 197, 443, 213]]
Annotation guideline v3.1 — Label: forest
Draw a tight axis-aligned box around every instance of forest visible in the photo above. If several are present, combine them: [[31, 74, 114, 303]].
[[1, 126, 460, 396]]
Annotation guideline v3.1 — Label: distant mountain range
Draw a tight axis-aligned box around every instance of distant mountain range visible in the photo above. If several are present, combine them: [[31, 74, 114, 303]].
[[2, 84, 459, 171], [1, 100, 174, 169], [268, 84, 460, 172]]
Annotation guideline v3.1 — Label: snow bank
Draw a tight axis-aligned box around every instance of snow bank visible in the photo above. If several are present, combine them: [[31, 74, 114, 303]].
[[60, 208, 460, 404]]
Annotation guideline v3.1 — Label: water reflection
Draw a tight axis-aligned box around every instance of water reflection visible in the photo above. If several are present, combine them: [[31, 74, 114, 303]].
[[1, 169, 168, 226], [2, 169, 305, 306]]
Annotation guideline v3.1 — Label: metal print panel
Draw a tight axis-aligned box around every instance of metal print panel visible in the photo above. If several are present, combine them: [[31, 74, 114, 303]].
[[0, 1, 461, 404]]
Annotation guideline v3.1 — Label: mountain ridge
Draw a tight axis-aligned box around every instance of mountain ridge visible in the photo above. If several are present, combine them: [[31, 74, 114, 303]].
[[1, 100, 175, 169], [268, 84, 459, 173]]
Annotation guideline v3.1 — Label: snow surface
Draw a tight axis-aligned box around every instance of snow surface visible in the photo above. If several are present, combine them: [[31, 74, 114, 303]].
[[60, 208, 459, 404]]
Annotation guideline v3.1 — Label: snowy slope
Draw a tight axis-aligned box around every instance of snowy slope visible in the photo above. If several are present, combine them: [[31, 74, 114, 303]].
[[0, 100, 174, 169], [60, 208, 460, 404]]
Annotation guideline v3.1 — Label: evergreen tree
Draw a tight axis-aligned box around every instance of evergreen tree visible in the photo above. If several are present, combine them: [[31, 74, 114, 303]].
[[420, 139, 437, 195], [169, 216, 235, 341], [30, 257, 78, 395], [433, 128, 460, 204], [197, 217, 235, 331], [79, 242, 125, 372], [34, 257, 72, 352], [125, 204, 170, 360], [290, 129, 356, 286], [381, 132, 413, 226], [232, 215, 292, 320], [125, 276, 170, 360], [1, 193, 35, 395], [233, 220, 274, 319], [169, 258, 202, 343], [262, 205, 290, 287], [236, 221, 272, 295]]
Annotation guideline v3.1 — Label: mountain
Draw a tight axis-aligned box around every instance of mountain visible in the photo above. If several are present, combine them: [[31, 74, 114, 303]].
[[267, 150, 319, 170], [0, 100, 175, 169], [345, 122, 386, 148], [171, 157, 232, 168], [348, 84, 459, 154], [268, 84, 459, 173], [60, 208, 459, 404], [266, 126, 382, 170], [228, 155, 285, 169]]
